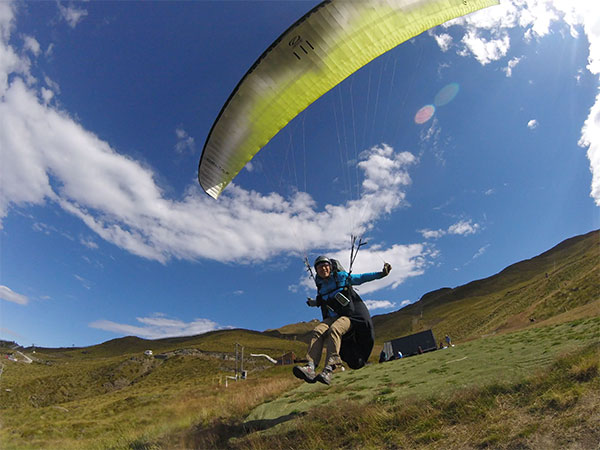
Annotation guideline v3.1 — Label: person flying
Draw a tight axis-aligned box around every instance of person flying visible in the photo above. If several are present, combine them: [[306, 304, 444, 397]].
[[293, 256, 391, 385]]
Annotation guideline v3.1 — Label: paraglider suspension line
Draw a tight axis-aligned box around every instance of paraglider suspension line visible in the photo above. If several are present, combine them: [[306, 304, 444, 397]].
[[304, 256, 315, 281], [349, 235, 367, 275]]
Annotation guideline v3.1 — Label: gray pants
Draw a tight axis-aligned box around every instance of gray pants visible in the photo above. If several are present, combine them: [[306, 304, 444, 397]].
[[306, 316, 352, 368]]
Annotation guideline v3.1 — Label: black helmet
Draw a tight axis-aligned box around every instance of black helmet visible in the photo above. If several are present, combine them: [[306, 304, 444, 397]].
[[313, 255, 331, 269]]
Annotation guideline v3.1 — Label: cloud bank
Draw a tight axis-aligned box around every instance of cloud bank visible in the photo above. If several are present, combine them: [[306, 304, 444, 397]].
[[90, 314, 224, 340], [0, 0, 420, 270], [0, 285, 28, 305]]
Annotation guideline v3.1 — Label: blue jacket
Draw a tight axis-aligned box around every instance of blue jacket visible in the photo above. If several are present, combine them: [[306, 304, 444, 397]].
[[316, 271, 384, 318]]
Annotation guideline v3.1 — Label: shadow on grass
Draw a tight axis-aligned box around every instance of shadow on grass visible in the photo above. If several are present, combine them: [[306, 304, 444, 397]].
[[184, 412, 303, 449], [242, 412, 303, 432]]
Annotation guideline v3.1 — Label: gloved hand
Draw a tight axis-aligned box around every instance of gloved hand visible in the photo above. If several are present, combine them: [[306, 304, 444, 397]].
[[306, 297, 319, 307], [382, 262, 392, 276]]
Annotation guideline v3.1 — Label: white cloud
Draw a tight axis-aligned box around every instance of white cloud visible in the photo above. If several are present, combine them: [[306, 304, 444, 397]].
[[364, 300, 397, 310], [0, 285, 28, 305], [503, 56, 522, 77], [45, 43, 54, 58], [175, 127, 195, 154], [562, 1, 600, 205], [527, 119, 538, 129], [419, 118, 444, 163], [419, 228, 445, 239], [44, 76, 60, 94], [399, 299, 411, 308], [436, 1, 515, 65], [579, 90, 600, 205], [22, 35, 40, 56], [40, 87, 53, 105], [459, 30, 510, 65], [419, 219, 481, 239], [89, 314, 224, 339], [58, 3, 88, 28], [74, 274, 92, 290], [0, 57, 418, 263], [358, 145, 415, 196], [432, 32, 453, 52], [448, 219, 480, 236], [472, 244, 490, 259], [80, 236, 98, 249]]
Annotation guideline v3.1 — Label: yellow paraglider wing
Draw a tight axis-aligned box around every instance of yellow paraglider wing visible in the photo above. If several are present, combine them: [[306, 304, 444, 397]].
[[198, 0, 498, 199]]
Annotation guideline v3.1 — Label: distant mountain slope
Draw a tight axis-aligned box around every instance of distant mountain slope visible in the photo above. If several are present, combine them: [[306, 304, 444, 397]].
[[35, 328, 306, 360], [263, 320, 320, 343], [372, 229, 599, 344], [266, 230, 598, 348]]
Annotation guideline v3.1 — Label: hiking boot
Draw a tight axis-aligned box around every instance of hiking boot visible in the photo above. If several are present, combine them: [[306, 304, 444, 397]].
[[315, 368, 333, 385], [293, 365, 317, 383]]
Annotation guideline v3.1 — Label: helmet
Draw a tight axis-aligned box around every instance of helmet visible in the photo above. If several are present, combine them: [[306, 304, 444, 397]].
[[313, 255, 331, 269]]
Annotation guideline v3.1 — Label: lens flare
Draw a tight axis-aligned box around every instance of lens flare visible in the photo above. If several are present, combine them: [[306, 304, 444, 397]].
[[434, 82, 459, 107], [414, 105, 435, 124]]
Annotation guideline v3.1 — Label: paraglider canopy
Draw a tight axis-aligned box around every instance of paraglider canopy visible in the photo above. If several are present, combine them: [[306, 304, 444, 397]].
[[198, 0, 499, 199]]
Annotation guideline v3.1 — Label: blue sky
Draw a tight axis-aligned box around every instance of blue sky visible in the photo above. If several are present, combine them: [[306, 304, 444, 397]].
[[1, 1, 598, 348]]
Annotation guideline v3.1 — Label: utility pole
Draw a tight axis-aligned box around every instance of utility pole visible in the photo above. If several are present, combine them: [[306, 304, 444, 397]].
[[235, 343, 239, 379], [234, 343, 245, 380]]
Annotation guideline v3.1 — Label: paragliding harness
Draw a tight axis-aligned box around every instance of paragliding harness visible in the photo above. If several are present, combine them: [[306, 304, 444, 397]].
[[314, 259, 356, 317]]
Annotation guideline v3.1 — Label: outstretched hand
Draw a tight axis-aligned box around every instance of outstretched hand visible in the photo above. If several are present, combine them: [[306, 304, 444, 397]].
[[382, 262, 392, 276]]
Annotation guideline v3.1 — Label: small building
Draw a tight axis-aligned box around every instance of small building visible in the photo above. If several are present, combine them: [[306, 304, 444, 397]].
[[276, 351, 296, 365], [383, 329, 437, 359]]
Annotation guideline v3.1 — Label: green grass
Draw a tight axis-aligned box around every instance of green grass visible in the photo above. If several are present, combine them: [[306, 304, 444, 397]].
[[215, 339, 600, 449], [246, 316, 599, 423], [0, 317, 597, 449]]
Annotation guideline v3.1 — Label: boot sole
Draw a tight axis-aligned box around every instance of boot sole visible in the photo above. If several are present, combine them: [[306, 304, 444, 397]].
[[315, 374, 331, 385], [293, 366, 317, 383]]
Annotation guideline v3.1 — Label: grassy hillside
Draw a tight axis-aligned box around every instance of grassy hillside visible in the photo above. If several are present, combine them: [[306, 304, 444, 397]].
[[0, 330, 306, 449], [246, 316, 600, 421], [33, 328, 303, 359], [2, 316, 597, 449], [182, 316, 599, 449], [371, 229, 599, 346], [226, 339, 599, 449], [263, 320, 320, 343]]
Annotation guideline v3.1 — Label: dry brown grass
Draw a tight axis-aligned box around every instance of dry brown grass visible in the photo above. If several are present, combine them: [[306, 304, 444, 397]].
[[158, 370, 298, 449]]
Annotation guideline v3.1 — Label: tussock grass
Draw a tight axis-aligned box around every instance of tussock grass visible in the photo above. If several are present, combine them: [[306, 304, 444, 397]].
[[227, 342, 599, 450]]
